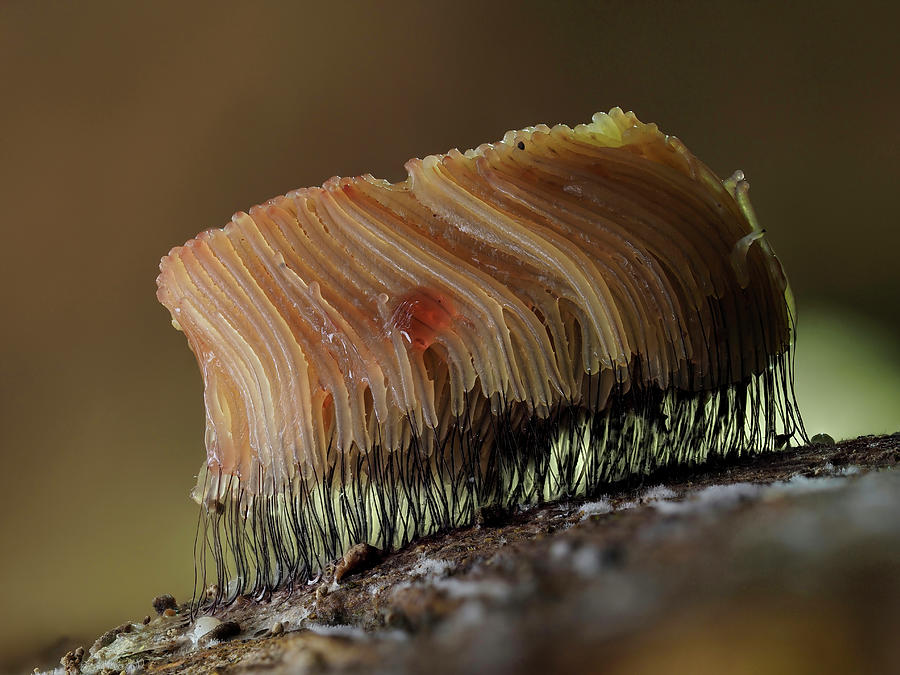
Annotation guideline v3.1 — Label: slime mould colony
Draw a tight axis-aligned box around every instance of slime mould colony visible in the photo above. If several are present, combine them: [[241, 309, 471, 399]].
[[156, 108, 804, 606]]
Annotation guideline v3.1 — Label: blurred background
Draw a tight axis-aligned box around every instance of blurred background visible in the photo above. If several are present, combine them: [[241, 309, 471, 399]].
[[1, 0, 897, 670]]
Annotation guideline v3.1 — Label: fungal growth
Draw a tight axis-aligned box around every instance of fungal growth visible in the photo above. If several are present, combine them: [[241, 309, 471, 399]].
[[157, 108, 804, 605]]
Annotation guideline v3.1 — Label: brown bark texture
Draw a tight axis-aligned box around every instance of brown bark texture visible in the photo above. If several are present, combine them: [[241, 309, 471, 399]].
[[40, 434, 900, 674]]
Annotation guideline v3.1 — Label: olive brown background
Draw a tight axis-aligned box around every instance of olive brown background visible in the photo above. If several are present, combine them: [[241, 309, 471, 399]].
[[1, 1, 898, 670]]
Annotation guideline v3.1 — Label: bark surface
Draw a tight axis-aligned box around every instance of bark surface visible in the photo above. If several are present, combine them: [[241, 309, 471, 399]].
[[41, 434, 900, 674]]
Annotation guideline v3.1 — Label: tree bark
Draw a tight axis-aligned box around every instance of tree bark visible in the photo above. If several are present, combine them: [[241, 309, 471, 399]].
[[43, 434, 900, 674]]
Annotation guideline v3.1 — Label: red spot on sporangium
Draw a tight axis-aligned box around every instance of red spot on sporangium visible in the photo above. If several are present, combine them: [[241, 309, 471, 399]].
[[390, 290, 457, 350]]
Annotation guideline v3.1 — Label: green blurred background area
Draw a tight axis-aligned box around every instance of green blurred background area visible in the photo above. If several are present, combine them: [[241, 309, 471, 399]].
[[0, 1, 897, 670]]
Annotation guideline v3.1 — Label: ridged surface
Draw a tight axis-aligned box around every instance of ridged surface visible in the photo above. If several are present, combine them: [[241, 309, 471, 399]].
[[158, 108, 793, 498]]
